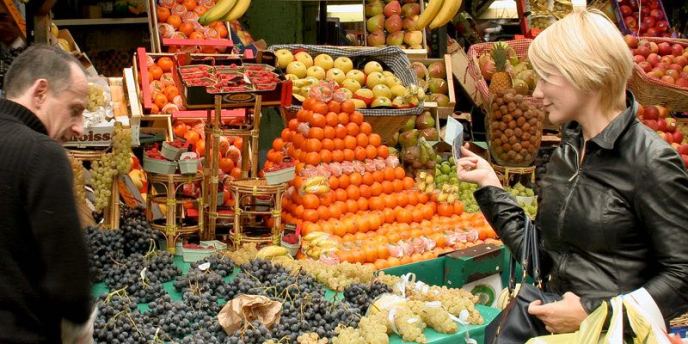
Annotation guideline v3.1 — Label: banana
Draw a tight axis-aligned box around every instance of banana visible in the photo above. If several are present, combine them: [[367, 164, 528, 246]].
[[429, 0, 463, 29], [304, 231, 329, 241], [199, 0, 237, 25], [416, 0, 445, 30], [224, 0, 251, 21], [256, 245, 289, 259]]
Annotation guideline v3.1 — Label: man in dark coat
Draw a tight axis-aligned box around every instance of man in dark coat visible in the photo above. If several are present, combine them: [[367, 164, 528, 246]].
[[0, 45, 93, 343]]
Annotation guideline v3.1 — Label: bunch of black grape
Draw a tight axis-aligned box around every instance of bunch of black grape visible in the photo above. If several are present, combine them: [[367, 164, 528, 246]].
[[173, 269, 227, 297], [190, 253, 236, 277], [93, 294, 166, 344], [84, 226, 125, 282], [119, 206, 159, 255], [182, 289, 222, 316], [224, 259, 322, 300], [144, 295, 219, 339], [103, 252, 180, 303], [343, 281, 392, 313]]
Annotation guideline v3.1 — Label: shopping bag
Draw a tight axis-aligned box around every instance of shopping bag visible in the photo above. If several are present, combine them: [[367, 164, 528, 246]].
[[525, 300, 608, 344], [624, 296, 672, 344]]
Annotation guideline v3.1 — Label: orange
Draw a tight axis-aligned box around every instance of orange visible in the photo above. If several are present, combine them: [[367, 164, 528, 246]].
[[382, 181, 394, 195], [383, 194, 397, 208], [150, 104, 160, 114], [438, 203, 453, 217], [288, 118, 299, 130], [357, 122, 372, 135], [335, 189, 348, 202], [305, 152, 320, 165], [346, 122, 360, 136], [343, 149, 355, 161], [354, 147, 367, 161], [182, 0, 197, 10], [332, 150, 344, 162], [362, 173, 374, 186], [366, 145, 378, 159], [327, 101, 341, 113], [394, 166, 406, 180], [383, 208, 396, 224], [407, 192, 419, 206], [313, 102, 328, 115], [308, 127, 324, 140], [320, 150, 333, 163], [393, 179, 404, 193], [364, 247, 378, 263], [357, 197, 369, 211], [317, 206, 331, 221], [418, 192, 429, 203], [148, 65, 163, 80], [164, 86, 179, 101], [335, 125, 348, 139], [329, 204, 342, 219], [338, 112, 350, 125], [346, 199, 359, 214], [369, 197, 384, 210], [383, 167, 395, 181], [338, 174, 350, 189], [373, 171, 385, 183], [303, 98, 317, 111], [305, 138, 322, 152], [154, 93, 168, 108], [341, 100, 355, 114], [326, 112, 339, 127], [333, 138, 345, 150], [167, 14, 182, 28], [311, 113, 326, 127], [323, 126, 336, 139], [302, 194, 320, 209], [189, 31, 204, 40], [453, 202, 464, 216], [403, 177, 415, 190], [349, 172, 362, 186], [173, 122, 188, 137], [370, 182, 383, 196], [344, 136, 357, 149], [377, 145, 389, 159], [412, 209, 424, 223], [179, 22, 194, 37], [303, 209, 319, 223], [346, 185, 360, 199], [157, 6, 171, 22], [280, 128, 292, 142], [374, 259, 388, 270], [321, 138, 334, 150], [369, 133, 382, 147], [396, 193, 409, 207], [157, 56, 174, 72], [356, 133, 369, 147], [350, 111, 364, 125], [359, 185, 371, 198]]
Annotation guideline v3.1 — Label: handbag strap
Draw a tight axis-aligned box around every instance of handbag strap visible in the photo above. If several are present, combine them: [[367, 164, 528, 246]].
[[508, 216, 543, 292], [527, 218, 543, 288]]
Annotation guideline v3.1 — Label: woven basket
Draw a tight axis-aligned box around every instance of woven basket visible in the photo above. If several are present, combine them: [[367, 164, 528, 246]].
[[466, 39, 541, 108], [627, 37, 688, 111], [266, 45, 423, 117]]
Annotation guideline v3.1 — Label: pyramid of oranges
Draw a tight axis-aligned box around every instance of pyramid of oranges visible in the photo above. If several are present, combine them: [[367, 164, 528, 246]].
[[265, 96, 495, 268]]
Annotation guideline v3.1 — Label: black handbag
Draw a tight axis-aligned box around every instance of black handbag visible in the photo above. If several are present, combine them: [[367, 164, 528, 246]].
[[485, 217, 562, 344]]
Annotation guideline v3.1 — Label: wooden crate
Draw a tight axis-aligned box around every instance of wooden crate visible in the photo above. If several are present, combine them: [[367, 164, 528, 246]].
[[411, 54, 456, 119]]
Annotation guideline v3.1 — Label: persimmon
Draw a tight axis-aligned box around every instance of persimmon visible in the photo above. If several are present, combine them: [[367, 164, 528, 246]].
[[157, 7, 171, 22]]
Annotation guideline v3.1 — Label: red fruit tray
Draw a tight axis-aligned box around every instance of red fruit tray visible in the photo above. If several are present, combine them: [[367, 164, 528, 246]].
[[611, 0, 674, 37], [628, 37, 688, 111]]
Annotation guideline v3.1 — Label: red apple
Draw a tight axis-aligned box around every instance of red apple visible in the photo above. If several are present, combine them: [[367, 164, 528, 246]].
[[661, 75, 675, 84], [673, 131, 684, 143], [645, 119, 659, 130], [649, 42, 659, 53], [666, 69, 680, 80], [681, 155, 688, 168], [680, 72, 688, 79], [625, 34, 640, 49], [657, 118, 668, 131], [676, 78, 688, 88], [650, 8, 664, 19], [647, 53, 660, 65], [664, 133, 674, 144], [675, 56, 688, 67], [620, 5, 633, 16], [624, 16, 638, 29], [667, 119, 678, 133], [679, 144, 688, 155], [644, 105, 659, 120], [672, 44, 685, 57], [660, 55, 674, 65], [649, 68, 665, 78], [658, 42, 672, 56], [670, 64, 683, 73], [639, 61, 653, 72], [641, 17, 656, 32], [633, 55, 645, 63], [657, 106, 670, 118], [656, 20, 669, 33], [658, 62, 671, 70], [646, 28, 659, 37]]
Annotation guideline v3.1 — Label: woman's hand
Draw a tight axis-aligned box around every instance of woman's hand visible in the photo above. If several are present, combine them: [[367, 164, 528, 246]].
[[528, 292, 588, 334], [455, 146, 502, 189]]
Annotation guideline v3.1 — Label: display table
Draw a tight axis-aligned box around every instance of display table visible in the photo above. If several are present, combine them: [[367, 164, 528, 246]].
[[92, 255, 499, 344]]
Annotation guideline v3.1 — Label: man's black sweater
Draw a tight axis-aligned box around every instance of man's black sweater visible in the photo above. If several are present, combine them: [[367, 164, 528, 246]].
[[0, 99, 91, 343]]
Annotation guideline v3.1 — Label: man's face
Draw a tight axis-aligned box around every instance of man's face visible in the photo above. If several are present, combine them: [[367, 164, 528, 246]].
[[38, 64, 88, 142]]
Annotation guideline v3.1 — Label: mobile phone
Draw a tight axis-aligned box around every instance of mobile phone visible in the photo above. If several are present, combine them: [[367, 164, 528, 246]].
[[452, 123, 464, 160]]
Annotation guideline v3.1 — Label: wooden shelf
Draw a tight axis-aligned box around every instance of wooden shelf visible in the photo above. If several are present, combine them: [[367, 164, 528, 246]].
[[53, 17, 148, 26]]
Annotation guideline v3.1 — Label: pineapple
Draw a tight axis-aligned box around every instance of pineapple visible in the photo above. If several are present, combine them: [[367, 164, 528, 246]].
[[489, 42, 513, 94]]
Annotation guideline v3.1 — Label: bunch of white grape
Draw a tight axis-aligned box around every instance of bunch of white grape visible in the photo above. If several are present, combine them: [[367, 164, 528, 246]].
[[458, 181, 480, 213], [91, 152, 117, 211], [392, 305, 427, 343], [69, 155, 86, 202], [112, 122, 131, 175], [408, 301, 457, 334], [87, 83, 106, 112], [331, 325, 366, 344]]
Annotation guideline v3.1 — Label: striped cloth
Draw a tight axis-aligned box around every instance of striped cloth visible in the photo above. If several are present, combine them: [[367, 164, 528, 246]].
[[267, 45, 424, 117]]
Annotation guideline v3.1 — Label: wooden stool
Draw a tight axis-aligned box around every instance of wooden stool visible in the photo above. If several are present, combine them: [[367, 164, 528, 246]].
[[228, 179, 287, 249], [145, 172, 204, 253], [491, 164, 536, 187]]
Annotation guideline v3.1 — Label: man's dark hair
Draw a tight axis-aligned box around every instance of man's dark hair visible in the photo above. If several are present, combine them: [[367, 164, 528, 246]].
[[3, 44, 82, 98]]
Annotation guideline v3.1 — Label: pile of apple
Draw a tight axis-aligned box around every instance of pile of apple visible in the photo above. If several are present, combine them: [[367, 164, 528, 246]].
[[625, 35, 688, 87], [637, 104, 688, 167], [412, 60, 451, 107], [365, 0, 423, 49], [274, 49, 423, 109], [616, 0, 671, 37]]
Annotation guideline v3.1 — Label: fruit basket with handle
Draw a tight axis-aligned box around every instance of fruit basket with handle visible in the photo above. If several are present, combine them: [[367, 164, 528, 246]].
[[627, 37, 688, 112]]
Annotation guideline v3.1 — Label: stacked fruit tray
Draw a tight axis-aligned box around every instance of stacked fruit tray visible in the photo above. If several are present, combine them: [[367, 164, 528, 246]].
[[178, 63, 279, 94]]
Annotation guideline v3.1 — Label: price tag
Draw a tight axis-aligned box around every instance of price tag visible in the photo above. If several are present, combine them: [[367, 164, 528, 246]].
[[443, 116, 462, 145], [139, 267, 147, 281], [198, 262, 211, 271]]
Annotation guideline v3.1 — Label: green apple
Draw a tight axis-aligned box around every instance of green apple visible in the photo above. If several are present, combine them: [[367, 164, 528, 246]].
[[334, 57, 354, 73], [314, 54, 334, 70], [274, 49, 294, 69], [342, 78, 361, 93], [286, 61, 307, 78], [372, 84, 392, 99], [364, 61, 384, 75], [326, 68, 346, 85], [307, 66, 326, 80], [294, 51, 313, 68], [366, 72, 386, 88], [346, 69, 366, 85]]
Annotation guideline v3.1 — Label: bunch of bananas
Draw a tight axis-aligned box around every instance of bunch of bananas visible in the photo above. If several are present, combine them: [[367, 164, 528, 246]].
[[302, 232, 339, 259], [256, 245, 291, 259], [199, 0, 251, 25], [416, 0, 464, 30]]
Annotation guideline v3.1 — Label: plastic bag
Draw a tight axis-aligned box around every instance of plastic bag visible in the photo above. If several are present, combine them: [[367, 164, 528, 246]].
[[525, 300, 608, 344]]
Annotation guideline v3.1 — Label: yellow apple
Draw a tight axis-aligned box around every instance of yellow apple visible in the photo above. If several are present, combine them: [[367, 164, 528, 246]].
[[286, 61, 308, 78], [294, 51, 313, 68], [364, 61, 384, 75], [334, 57, 354, 73], [307, 66, 326, 80], [326, 68, 346, 85], [314, 54, 334, 70], [274, 49, 294, 69], [346, 70, 366, 85]]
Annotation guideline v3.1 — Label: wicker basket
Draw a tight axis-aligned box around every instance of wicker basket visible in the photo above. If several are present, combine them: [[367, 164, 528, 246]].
[[466, 39, 540, 108], [627, 37, 688, 111]]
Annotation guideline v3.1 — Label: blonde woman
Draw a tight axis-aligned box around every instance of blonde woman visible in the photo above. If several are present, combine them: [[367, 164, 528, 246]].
[[457, 9, 688, 336]]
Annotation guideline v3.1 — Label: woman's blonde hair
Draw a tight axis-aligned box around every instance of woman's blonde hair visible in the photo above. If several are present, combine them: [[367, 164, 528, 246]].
[[528, 9, 633, 114]]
